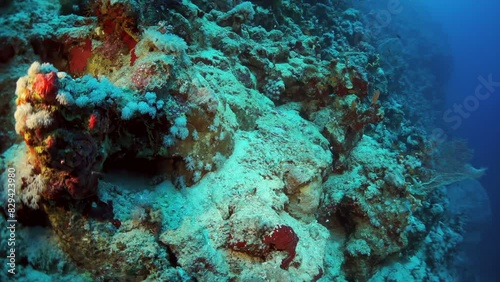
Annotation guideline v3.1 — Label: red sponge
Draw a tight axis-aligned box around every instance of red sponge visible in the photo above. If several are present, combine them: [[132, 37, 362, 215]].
[[262, 225, 299, 270]]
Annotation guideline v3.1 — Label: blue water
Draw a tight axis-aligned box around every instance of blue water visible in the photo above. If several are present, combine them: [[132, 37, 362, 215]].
[[424, 0, 500, 280]]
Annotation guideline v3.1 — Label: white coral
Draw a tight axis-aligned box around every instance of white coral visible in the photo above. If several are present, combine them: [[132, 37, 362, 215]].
[[14, 103, 33, 134], [27, 61, 41, 76], [21, 174, 46, 209], [15, 76, 28, 97], [56, 91, 75, 105], [25, 110, 53, 129], [135, 28, 187, 56]]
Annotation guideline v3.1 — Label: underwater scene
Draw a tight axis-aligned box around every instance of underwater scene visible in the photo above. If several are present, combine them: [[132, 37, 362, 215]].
[[0, 0, 498, 281]]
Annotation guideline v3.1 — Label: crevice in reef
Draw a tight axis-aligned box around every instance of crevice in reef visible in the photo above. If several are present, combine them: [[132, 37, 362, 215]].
[[102, 153, 169, 179]]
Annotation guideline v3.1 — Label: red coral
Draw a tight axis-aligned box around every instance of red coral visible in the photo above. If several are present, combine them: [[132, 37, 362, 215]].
[[332, 66, 368, 98], [45, 135, 56, 149], [111, 219, 121, 228], [130, 48, 137, 66], [64, 176, 81, 198], [32, 72, 58, 102], [227, 234, 247, 250], [88, 113, 98, 130], [262, 225, 299, 270], [68, 39, 92, 75]]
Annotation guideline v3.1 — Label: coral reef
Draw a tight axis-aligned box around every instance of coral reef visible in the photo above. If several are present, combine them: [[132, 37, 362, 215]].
[[0, 0, 489, 281]]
